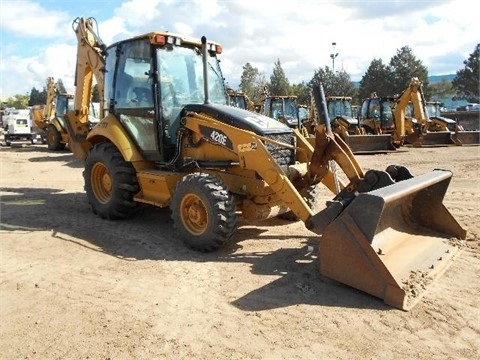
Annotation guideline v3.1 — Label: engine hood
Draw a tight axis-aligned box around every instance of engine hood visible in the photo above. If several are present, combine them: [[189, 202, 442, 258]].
[[430, 116, 457, 125], [183, 103, 293, 136]]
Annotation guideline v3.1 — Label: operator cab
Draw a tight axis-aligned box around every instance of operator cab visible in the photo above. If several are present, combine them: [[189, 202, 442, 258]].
[[104, 34, 227, 163], [359, 96, 395, 133], [263, 96, 300, 128]]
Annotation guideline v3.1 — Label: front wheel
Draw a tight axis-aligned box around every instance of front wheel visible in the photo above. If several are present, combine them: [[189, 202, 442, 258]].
[[84, 142, 139, 220], [278, 184, 319, 221], [171, 172, 237, 252]]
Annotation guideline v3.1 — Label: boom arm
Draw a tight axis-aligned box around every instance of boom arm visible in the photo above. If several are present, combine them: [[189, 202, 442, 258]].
[[43, 77, 57, 123], [66, 17, 107, 159], [391, 77, 428, 145], [31, 77, 56, 130]]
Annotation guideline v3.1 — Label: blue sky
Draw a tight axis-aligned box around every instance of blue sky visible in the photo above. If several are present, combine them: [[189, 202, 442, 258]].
[[0, 0, 478, 99]]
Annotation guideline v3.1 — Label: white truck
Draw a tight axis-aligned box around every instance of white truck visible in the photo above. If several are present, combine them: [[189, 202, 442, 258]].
[[3, 108, 37, 146]]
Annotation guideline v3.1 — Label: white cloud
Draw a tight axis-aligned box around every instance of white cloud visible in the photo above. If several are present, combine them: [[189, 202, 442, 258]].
[[0, 0, 478, 99], [0, 1, 69, 38]]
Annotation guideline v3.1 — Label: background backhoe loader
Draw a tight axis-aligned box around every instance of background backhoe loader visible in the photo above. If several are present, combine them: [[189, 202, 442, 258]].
[[327, 95, 396, 153], [227, 88, 255, 111], [259, 90, 302, 129], [425, 101, 480, 145], [31, 77, 74, 150], [391, 78, 459, 147], [64, 17, 466, 311]]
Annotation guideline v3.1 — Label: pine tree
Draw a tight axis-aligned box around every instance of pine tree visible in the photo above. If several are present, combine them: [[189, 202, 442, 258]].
[[452, 43, 480, 102], [269, 59, 290, 96], [388, 46, 429, 97], [358, 59, 392, 101]]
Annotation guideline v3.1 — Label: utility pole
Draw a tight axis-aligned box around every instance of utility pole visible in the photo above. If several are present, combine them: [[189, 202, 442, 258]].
[[330, 42, 338, 73]]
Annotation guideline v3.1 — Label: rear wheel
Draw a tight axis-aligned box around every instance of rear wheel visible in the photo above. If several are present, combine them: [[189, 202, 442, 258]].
[[171, 172, 237, 252], [84, 142, 139, 220], [47, 125, 65, 150]]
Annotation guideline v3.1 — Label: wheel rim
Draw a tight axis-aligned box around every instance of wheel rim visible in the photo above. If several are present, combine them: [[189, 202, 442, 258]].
[[47, 131, 56, 146], [180, 193, 208, 235], [91, 162, 112, 204]]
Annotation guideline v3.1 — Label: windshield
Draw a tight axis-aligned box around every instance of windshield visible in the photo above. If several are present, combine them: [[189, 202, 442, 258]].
[[157, 45, 226, 106], [229, 95, 247, 109], [328, 99, 353, 118], [425, 103, 440, 117], [405, 103, 414, 118], [156, 45, 227, 146], [271, 98, 297, 120]]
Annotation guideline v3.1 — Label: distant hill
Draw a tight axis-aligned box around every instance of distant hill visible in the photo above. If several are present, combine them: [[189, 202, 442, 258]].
[[428, 74, 455, 83]]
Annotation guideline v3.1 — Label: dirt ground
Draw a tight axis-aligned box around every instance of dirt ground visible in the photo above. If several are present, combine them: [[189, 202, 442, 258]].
[[1, 141, 479, 360]]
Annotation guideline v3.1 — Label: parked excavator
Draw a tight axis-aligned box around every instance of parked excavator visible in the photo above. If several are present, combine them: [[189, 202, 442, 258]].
[[65, 17, 466, 311]]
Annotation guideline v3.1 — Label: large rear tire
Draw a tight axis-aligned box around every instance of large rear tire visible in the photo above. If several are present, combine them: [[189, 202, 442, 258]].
[[278, 184, 319, 221], [84, 142, 139, 220], [171, 172, 237, 252], [46, 125, 65, 150]]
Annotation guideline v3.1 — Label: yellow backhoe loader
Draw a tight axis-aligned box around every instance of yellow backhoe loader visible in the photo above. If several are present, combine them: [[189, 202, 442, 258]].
[[327, 95, 396, 154], [31, 77, 75, 150], [65, 17, 466, 311], [227, 88, 255, 111], [31, 76, 103, 151], [259, 89, 302, 129], [424, 101, 480, 145], [390, 78, 459, 147]]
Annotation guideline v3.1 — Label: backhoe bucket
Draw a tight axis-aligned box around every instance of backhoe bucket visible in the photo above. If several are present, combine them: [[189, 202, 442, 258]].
[[343, 133, 397, 154], [318, 169, 466, 310]]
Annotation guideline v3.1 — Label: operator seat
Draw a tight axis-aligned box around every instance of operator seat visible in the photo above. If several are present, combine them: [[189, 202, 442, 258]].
[[115, 72, 133, 107]]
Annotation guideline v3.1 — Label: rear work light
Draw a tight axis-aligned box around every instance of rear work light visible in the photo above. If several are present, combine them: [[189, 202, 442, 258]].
[[210, 43, 222, 54], [152, 34, 182, 46], [152, 34, 166, 45], [167, 35, 182, 46]]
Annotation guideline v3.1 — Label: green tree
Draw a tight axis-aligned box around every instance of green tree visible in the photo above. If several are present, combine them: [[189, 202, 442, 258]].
[[28, 87, 47, 106], [452, 43, 480, 102], [269, 59, 290, 96], [358, 58, 392, 101], [3, 94, 29, 109], [56, 78, 67, 93], [309, 66, 356, 99], [239, 62, 266, 103], [388, 46, 429, 97], [290, 81, 310, 105], [92, 84, 99, 102]]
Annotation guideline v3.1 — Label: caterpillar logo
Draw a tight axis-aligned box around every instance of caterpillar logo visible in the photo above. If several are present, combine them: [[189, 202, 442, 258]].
[[199, 125, 233, 150]]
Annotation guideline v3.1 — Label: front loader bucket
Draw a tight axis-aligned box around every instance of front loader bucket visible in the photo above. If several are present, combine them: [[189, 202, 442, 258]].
[[453, 130, 480, 145], [318, 169, 466, 310], [343, 133, 397, 154], [405, 131, 456, 147]]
